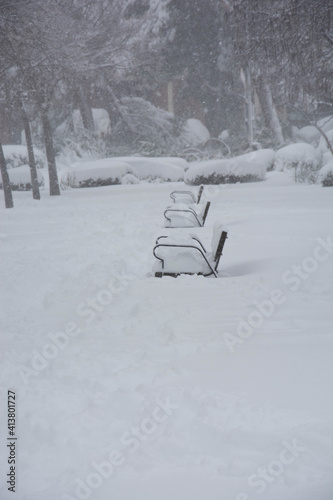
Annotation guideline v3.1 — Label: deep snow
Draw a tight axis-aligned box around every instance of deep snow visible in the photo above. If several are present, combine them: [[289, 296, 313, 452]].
[[0, 172, 333, 500]]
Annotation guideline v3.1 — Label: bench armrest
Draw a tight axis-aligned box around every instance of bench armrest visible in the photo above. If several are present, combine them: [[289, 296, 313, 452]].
[[153, 243, 217, 277]]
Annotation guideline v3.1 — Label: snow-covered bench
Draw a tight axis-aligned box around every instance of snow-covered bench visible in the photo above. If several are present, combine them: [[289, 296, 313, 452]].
[[153, 222, 228, 278], [164, 201, 210, 228], [170, 185, 204, 204]]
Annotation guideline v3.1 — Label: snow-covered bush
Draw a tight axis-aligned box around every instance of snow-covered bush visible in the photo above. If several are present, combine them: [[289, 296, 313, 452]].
[[294, 117, 333, 147], [185, 152, 267, 185], [318, 161, 333, 187], [2, 145, 46, 169], [56, 100, 194, 159], [55, 109, 113, 163], [115, 157, 185, 182], [121, 174, 140, 185], [113, 97, 185, 156], [63, 160, 138, 188], [322, 171, 333, 187], [0, 165, 44, 191], [296, 126, 321, 145], [275, 143, 321, 183], [239, 149, 275, 171], [55, 127, 111, 164]]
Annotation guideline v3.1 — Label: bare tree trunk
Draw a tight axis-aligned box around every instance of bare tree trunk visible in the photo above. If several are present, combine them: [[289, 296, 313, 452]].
[[0, 140, 14, 208], [105, 84, 130, 130], [77, 86, 95, 131], [256, 75, 284, 145], [243, 64, 254, 147], [41, 110, 60, 196], [101, 86, 123, 130], [105, 85, 139, 135], [20, 101, 40, 200]]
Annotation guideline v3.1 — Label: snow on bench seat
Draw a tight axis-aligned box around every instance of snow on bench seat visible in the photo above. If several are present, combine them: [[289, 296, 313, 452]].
[[153, 222, 227, 277]]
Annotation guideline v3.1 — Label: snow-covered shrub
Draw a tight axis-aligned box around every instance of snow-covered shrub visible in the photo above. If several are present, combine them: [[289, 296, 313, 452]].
[[185, 152, 267, 185], [63, 160, 137, 188], [275, 143, 321, 183], [239, 149, 275, 171], [113, 97, 185, 156], [55, 109, 113, 163], [318, 161, 333, 187], [115, 157, 184, 182], [55, 126, 111, 164], [322, 171, 333, 187], [0, 165, 44, 191], [2, 145, 46, 169], [296, 126, 321, 145], [56, 100, 192, 159], [292, 117, 333, 147], [121, 174, 140, 185]]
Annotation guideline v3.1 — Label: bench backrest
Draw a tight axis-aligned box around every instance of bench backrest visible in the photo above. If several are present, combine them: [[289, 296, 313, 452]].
[[211, 222, 228, 269], [202, 201, 211, 225], [197, 185, 204, 203]]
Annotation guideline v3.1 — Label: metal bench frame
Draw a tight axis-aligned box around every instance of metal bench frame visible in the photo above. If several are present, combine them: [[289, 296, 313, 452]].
[[164, 201, 211, 228], [170, 185, 204, 204], [153, 229, 228, 278]]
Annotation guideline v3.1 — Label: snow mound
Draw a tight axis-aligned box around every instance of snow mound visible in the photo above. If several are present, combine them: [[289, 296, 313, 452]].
[[116, 156, 188, 170], [275, 143, 319, 164], [114, 157, 184, 182], [185, 150, 269, 185], [121, 173, 140, 185], [2, 144, 46, 169], [182, 118, 210, 145], [157, 157, 188, 169], [274, 143, 321, 183], [0, 165, 44, 191], [296, 126, 321, 144], [237, 149, 275, 170], [64, 159, 137, 188], [295, 117, 333, 145]]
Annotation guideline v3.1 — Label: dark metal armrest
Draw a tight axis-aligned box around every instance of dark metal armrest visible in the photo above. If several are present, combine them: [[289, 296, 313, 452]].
[[170, 190, 196, 203], [164, 207, 201, 226], [153, 243, 217, 277], [190, 237, 207, 253], [155, 235, 207, 252], [156, 235, 169, 244]]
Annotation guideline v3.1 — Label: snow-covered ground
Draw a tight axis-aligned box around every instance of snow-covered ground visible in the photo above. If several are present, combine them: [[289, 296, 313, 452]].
[[1, 171, 333, 500]]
